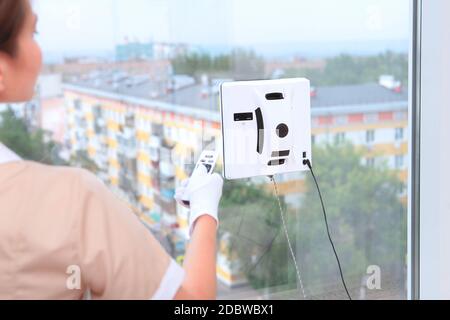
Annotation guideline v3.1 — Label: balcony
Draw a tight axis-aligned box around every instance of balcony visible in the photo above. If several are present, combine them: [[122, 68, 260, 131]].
[[160, 188, 175, 201], [122, 127, 136, 139], [149, 137, 161, 162], [124, 146, 137, 159], [125, 112, 135, 128], [119, 175, 139, 201], [75, 116, 88, 128], [96, 118, 106, 127], [160, 161, 175, 178], [155, 194, 177, 215], [151, 123, 164, 137], [94, 118, 107, 135], [160, 146, 173, 162], [95, 153, 109, 170], [117, 136, 137, 159]]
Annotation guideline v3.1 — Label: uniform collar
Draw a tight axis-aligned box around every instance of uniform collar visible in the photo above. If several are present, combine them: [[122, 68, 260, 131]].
[[0, 143, 22, 165]]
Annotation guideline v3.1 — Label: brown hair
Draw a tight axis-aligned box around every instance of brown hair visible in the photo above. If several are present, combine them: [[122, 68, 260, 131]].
[[0, 0, 27, 56]]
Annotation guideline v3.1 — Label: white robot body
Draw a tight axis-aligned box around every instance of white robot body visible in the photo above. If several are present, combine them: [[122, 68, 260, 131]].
[[220, 78, 312, 180]]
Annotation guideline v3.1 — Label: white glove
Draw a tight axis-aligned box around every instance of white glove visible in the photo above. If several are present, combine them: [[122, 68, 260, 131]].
[[174, 165, 224, 236]]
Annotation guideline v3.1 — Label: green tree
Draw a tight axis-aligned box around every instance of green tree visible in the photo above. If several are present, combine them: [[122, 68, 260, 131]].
[[298, 143, 406, 296], [230, 49, 265, 80], [283, 51, 409, 87], [69, 151, 98, 173], [219, 179, 294, 290], [171, 49, 265, 80], [219, 142, 406, 298], [0, 107, 63, 165], [172, 52, 231, 76]]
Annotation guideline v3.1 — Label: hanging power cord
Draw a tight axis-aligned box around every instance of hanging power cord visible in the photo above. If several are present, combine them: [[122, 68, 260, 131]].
[[270, 176, 307, 300], [304, 159, 352, 300]]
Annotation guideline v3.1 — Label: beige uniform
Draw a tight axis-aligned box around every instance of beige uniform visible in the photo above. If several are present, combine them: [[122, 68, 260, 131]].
[[0, 144, 184, 300]]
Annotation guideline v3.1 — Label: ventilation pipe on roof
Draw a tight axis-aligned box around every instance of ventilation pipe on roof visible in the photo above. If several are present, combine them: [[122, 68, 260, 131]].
[[379, 75, 402, 93]]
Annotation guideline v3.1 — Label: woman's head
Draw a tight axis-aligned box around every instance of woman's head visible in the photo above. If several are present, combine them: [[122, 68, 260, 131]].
[[0, 0, 42, 103]]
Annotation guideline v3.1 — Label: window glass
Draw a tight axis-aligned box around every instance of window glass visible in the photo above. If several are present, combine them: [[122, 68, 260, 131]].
[[0, 0, 410, 300]]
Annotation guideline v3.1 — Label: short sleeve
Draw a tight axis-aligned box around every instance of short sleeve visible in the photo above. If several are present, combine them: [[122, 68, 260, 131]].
[[76, 170, 184, 300]]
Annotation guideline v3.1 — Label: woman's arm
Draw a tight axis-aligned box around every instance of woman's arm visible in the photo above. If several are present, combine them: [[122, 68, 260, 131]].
[[173, 167, 223, 300], [174, 215, 217, 300]]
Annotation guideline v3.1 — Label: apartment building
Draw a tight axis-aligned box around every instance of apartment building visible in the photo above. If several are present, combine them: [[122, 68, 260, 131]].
[[63, 76, 408, 287]]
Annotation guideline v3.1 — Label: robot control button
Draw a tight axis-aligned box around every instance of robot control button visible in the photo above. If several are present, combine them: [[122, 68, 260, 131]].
[[276, 123, 289, 138]]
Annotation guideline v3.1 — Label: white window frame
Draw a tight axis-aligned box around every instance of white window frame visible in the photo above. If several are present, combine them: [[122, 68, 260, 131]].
[[408, 0, 450, 300]]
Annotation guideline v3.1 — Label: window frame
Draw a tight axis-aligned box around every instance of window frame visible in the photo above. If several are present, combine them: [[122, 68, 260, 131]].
[[411, 0, 450, 300], [408, 0, 421, 301]]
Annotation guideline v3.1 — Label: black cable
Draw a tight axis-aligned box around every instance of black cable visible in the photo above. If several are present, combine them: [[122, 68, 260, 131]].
[[304, 159, 352, 300]]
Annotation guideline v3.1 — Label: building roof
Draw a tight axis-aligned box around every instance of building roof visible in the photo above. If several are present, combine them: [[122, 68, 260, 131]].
[[64, 80, 408, 121], [311, 83, 408, 108]]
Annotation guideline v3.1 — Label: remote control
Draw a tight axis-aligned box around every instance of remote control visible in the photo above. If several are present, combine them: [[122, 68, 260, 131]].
[[181, 150, 219, 207]]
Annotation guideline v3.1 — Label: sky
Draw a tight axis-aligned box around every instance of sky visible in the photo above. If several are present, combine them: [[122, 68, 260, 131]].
[[33, 0, 411, 60]]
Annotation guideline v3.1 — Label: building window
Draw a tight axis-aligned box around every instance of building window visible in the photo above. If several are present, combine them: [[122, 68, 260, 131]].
[[348, 113, 364, 123], [379, 112, 394, 121], [395, 155, 404, 169], [335, 132, 346, 144], [74, 99, 82, 110], [366, 130, 375, 144], [395, 127, 404, 141], [365, 113, 378, 123], [394, 111, 407, 121], [366, 157, 375, 167], [319, 116, 333, 126], [335, 116, 347, 126]]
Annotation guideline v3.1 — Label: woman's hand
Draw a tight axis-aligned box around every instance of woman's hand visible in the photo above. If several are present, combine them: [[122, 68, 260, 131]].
[[175, 165, 224, 236]]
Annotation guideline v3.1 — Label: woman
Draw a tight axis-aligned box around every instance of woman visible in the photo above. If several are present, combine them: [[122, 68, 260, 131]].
[[0, 0, 223, 300]]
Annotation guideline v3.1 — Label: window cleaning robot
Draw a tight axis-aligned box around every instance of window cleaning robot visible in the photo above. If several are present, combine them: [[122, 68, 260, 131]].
[[220, 78, 312, 180]]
